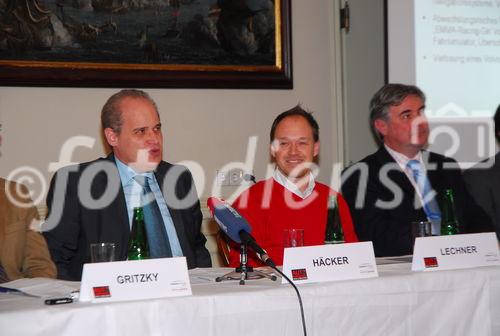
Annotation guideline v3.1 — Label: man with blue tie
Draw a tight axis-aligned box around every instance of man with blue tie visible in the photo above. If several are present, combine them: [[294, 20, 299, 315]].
[[44, 89, 211, 280], [341, 84, 493, 257]]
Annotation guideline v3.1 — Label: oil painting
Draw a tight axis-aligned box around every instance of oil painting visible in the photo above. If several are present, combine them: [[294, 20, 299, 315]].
[[0, 0, 292, 88]]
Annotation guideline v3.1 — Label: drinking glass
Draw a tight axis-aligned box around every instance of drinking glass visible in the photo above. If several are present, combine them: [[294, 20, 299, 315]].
[[283, 229, 304, 248], [90, 243, 116, 263]]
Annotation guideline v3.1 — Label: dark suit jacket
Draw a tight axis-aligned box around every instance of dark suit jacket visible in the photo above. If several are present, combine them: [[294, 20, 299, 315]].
[[464, 152, 500, 237], [43, 154, 211, 280], [341, 147, 493, 257]]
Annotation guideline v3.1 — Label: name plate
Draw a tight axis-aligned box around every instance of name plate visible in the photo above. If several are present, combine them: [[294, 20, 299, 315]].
[[412, 232, 500, 271], [79, 257, 192, 303], [282, 242, 378, 284]]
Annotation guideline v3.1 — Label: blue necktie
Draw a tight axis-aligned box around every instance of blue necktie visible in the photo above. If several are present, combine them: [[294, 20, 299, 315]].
[[134, 175, 172, 258], [407, 160, 441, 235]]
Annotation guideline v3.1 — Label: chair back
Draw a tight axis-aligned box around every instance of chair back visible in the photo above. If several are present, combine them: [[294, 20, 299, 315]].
[[216, 230, 231, 266]]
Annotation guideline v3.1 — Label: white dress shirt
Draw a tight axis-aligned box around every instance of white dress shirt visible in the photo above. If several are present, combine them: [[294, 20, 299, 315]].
[[273, 168, 316, 199]]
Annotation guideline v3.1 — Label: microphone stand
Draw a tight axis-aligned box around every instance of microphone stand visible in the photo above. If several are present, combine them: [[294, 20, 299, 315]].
[[215, 243, 277, 285]]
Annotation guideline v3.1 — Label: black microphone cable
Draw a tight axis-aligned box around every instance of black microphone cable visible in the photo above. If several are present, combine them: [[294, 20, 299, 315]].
[[237, 228, 306, 335], [252, 251, 307, 336], [241, 233, 307, 336], [271, 266, 307, 336]]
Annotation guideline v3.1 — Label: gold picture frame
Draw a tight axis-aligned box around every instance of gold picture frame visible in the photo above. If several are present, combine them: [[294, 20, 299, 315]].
[[0, 0, 292, 88]]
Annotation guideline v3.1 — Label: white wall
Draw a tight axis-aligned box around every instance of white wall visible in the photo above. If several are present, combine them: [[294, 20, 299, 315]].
[[342, 0, 385, 165], [0, 1, 343, 265], [0, 0, 341, 204]]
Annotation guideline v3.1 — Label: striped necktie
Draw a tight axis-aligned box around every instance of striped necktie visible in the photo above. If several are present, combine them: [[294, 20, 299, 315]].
[[406, 160, 441, 235], [134, 175, 172, 258]]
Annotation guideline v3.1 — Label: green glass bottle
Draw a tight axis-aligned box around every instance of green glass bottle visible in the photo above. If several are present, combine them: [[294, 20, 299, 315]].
[[440, 189, 460, 236], [325, 195, 345, 244], [127, 207, 150, 260]]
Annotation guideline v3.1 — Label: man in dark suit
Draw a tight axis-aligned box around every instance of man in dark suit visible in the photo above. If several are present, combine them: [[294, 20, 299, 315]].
[[464, 105, 500, 237], [44, 89, 211, 280], [341, 84, 493, 257]]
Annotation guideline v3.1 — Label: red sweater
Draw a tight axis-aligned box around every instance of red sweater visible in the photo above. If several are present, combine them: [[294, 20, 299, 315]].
[[228, 178, 358, 267]]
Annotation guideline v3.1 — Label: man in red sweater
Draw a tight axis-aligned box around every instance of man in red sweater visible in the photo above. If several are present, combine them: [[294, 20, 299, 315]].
[[229, 105, 358, 267]]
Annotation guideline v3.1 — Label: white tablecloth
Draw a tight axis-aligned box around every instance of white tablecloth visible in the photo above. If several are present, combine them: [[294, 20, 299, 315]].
[[1, 263, 500, 336]]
